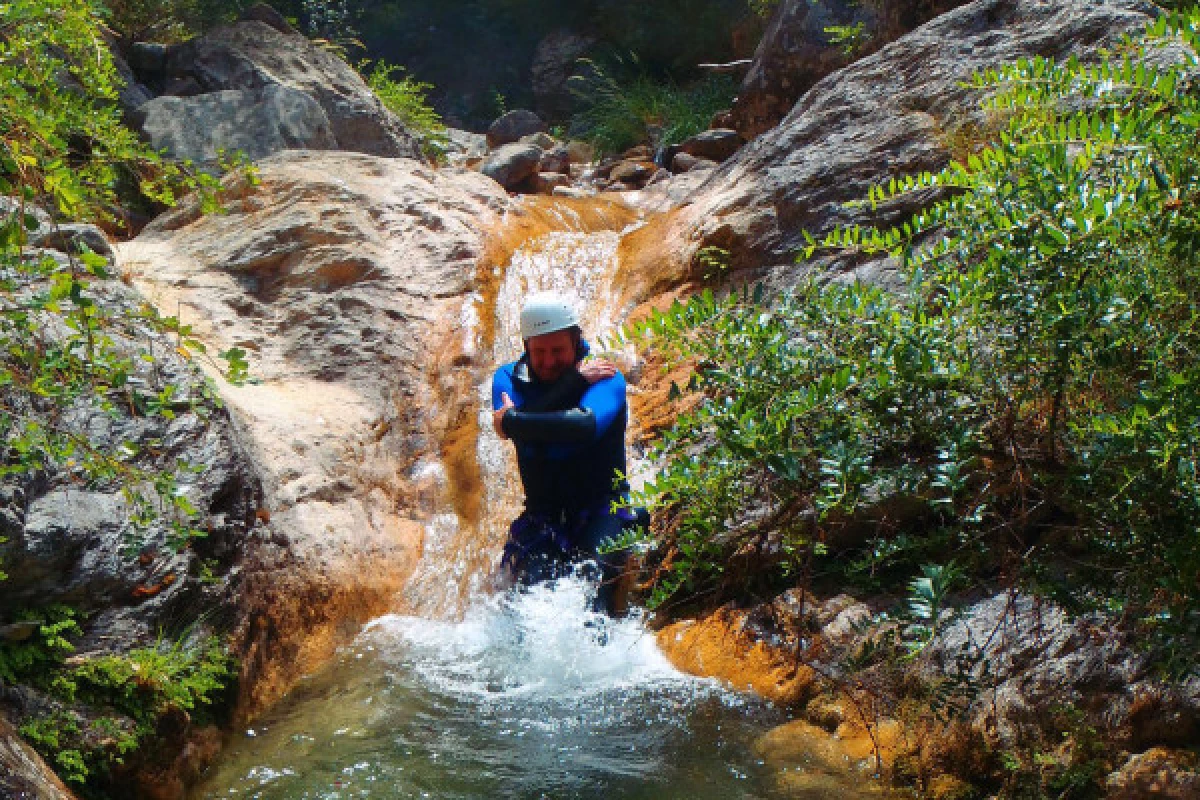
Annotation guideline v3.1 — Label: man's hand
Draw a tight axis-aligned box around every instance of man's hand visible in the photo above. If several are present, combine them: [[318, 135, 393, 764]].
[[493, 391, 514, 438], [578, 358, 617, 385]]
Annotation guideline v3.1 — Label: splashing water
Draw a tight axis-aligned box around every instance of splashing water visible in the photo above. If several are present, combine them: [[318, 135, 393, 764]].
[[193, 574, 791, 799]]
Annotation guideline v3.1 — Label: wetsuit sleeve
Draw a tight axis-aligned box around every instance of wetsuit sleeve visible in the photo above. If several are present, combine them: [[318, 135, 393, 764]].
[[519, 368, 589, 413], [500, 372, 626, 445], [492, 366, 515, 410], [579, 371, 626, 439]]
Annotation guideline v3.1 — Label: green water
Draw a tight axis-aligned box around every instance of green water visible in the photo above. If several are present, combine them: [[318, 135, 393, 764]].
[[191, 576, 880, 799]]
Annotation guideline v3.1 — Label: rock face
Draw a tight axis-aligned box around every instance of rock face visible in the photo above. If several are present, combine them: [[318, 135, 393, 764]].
[[481, 142, 543, 190], [929, 593, 1200, 753], [730, 0, 970, 138], [134, 85, 337, 165], [0, 256, 259, 641], [118, 151, 510, 717], [486, 109, 548, 149], [154, 20, 420, 160], [624, 0, 1160, 296], [530, 30, 596, 118], [0, 713, 74, 800]]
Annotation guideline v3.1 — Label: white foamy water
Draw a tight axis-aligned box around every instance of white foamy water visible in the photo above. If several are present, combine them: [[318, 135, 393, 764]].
[[367, 570, 692, 703]]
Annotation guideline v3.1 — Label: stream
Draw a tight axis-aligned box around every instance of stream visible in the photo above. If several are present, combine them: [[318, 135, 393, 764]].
[[190, 196, 882, 799]]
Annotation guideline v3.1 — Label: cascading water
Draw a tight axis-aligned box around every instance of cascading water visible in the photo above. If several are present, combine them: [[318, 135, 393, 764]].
[[190, 197, 881, 799]]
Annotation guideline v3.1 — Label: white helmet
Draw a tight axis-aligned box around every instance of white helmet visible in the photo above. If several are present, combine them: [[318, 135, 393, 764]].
[[519, 291, 580, 339]]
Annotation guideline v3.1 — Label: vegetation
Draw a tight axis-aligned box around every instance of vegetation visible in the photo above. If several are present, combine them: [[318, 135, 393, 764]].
[[1, 0, 250, 572], [14, 633, 232, 787], [568, 59, 737, 154], [2, 0, 242, 787], [627, 5, 1200, 682], [362, 59, 449, 161]]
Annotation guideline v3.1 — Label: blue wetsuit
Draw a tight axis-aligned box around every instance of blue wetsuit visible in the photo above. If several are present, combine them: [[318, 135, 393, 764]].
[[492, 340, 638, 609]]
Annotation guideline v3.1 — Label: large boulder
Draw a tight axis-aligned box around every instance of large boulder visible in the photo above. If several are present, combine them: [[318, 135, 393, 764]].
[[729, 0, 969, 138], [134, 85, 337, 165], [486, 109, 548, 149], [481, 142, 543, 190], [623, 0, 1161, 296], [118, 151, 510, 716], [158, 20, 421, 159]]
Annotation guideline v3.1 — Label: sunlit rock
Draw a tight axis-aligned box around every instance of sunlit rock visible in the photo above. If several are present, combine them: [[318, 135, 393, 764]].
[[118, 150, 509, 716]]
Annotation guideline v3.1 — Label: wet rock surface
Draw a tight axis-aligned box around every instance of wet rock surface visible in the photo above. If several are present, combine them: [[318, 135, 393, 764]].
[[119, 150, 510, 717]]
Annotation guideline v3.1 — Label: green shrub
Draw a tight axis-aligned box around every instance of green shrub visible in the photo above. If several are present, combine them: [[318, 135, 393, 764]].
[[1, 0, 252, 580], [0, 607, 81, 686], [362, 59, 449, 162], [569, 58, 737, 154], [628, 6, 1200, 667]]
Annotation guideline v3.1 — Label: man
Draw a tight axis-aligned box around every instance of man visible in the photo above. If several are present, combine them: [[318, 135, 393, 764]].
[[491, 291, 640, 614]]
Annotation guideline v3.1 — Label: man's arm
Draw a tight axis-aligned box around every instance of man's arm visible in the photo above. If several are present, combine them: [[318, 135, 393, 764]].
[[500, 372, 626, 445]]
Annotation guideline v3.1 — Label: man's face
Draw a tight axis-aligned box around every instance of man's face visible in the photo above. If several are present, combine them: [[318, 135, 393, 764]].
[[526, 329, 577, 383]]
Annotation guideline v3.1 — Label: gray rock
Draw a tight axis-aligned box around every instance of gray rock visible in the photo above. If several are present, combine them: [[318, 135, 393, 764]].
[[481, 142, 543, 190], [531, 30, 596, 118], [730, 0, 969, 137], [135, 84, 337, 165], [160, 20, 420, 159], [29, 223, 113, 258], [106, 36, 155, 114], [538, 144, 571, 175], [442, 127, 488, 164], [662, 0, 1160, 284], [929, 592, 1199, 751], [520, 131, 557, 151], [128, 41, 168, 75], [679, 128, 742, 162], [486, 109, 547, 149], [671, 152, 719, 173]]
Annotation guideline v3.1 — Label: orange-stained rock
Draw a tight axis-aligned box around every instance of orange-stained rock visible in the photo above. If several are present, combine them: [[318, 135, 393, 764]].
[[656, 608, 817, 706], [755, 719, 888, 798], [1105, 748, 1200, 799]]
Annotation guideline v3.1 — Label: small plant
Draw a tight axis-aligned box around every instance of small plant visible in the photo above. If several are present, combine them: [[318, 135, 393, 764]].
[[905, 563, 961, 647], [569, 57, 737, 154], [0, 606, 81, 686], [363, 60, 449, 162], [825, 22, 868, 56]]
